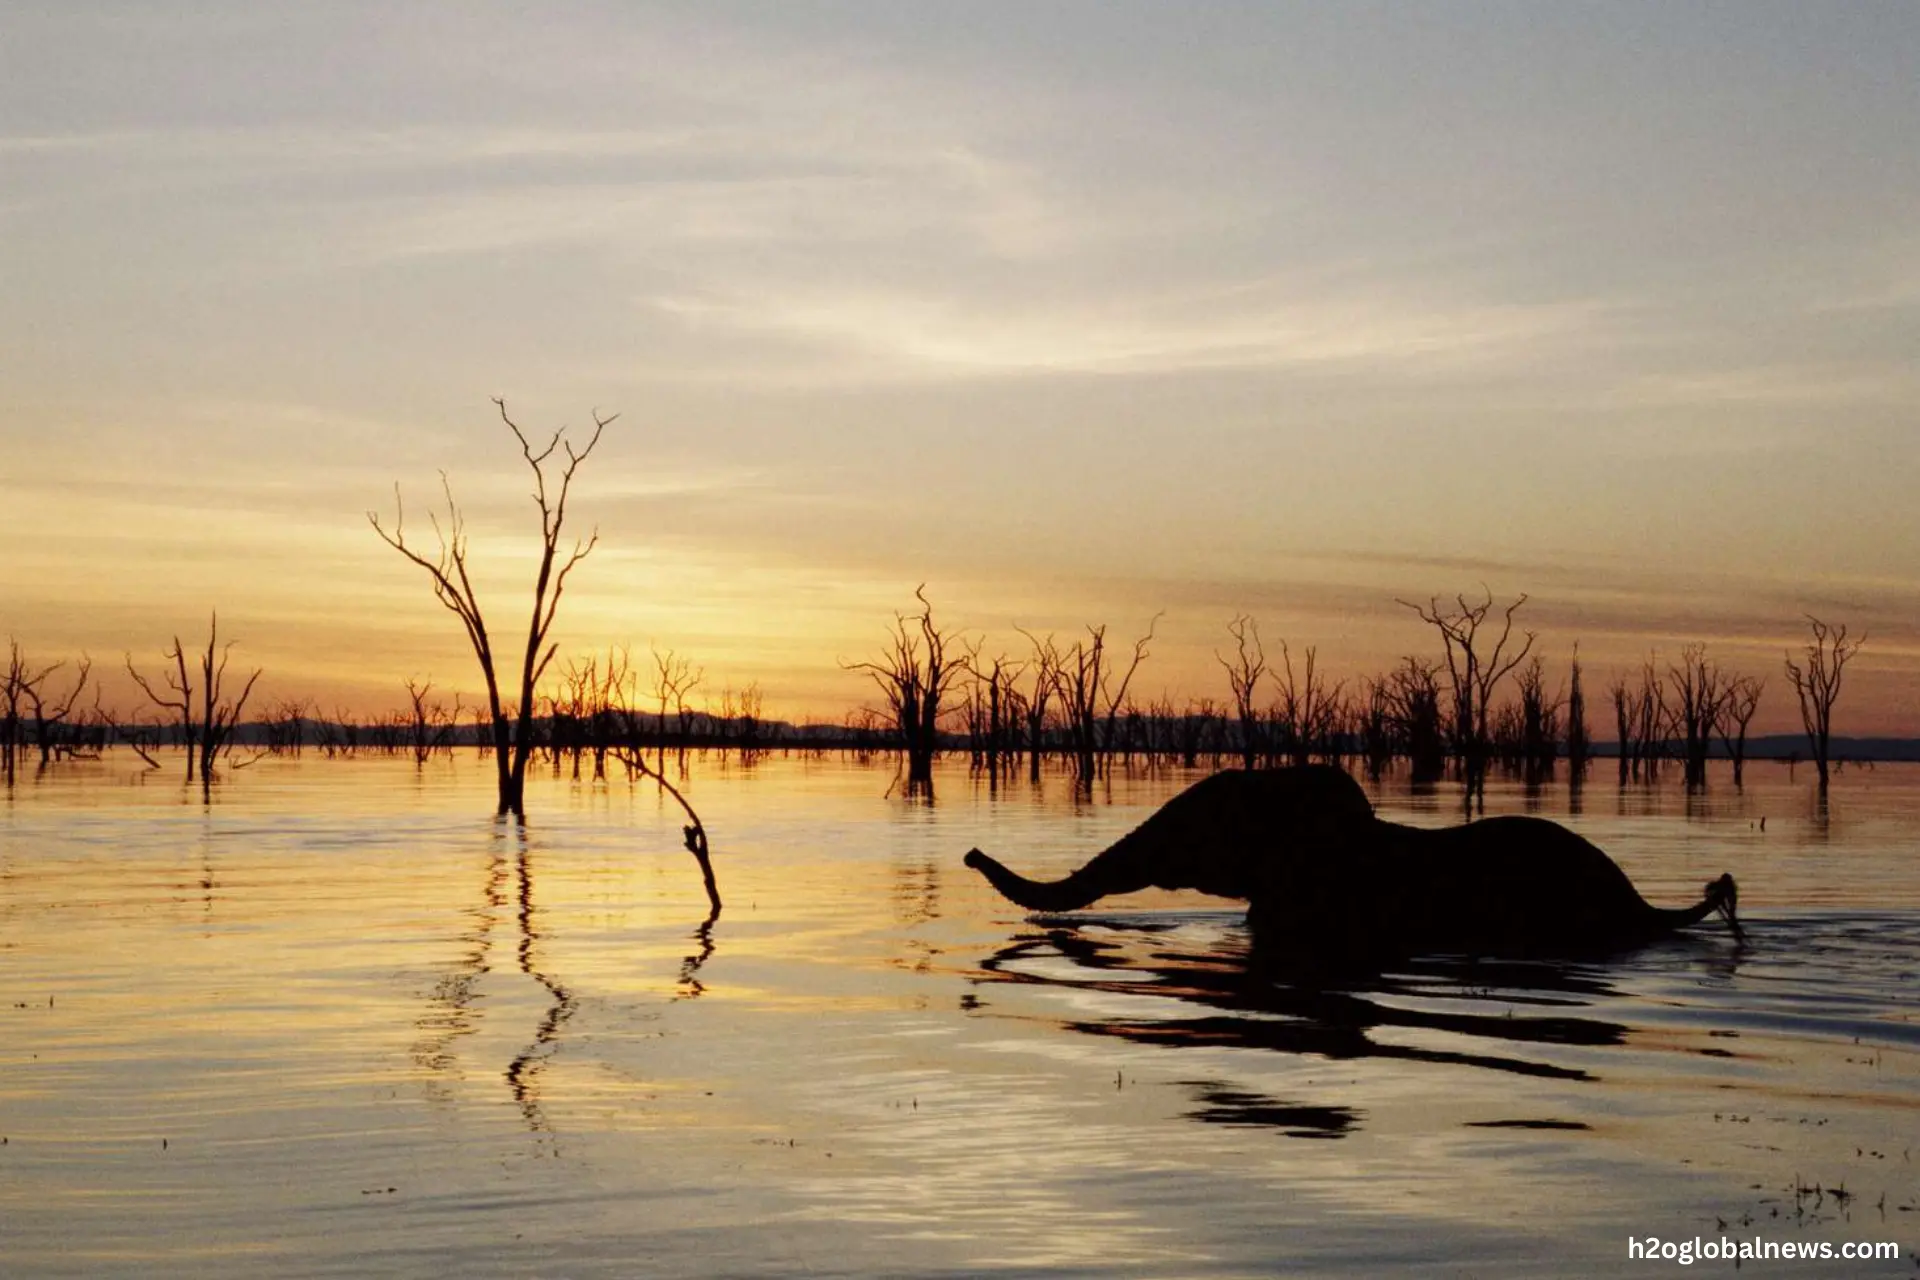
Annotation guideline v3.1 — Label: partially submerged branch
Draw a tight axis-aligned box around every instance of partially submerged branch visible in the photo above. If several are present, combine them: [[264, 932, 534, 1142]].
[[613, 745, 721, 922]]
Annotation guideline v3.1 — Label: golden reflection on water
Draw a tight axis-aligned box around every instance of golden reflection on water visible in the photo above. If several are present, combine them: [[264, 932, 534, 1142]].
[[2, 754, 1918, 1276]]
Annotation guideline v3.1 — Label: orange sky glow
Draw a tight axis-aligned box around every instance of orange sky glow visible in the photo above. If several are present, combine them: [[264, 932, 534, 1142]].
[[3, 6, 1916, 736]]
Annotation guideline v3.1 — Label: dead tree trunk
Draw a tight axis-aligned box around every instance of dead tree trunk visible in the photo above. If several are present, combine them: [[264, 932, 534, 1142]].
[[2, 641, 49, 785], [1716, 674, 1764, 786], [1272, 640, 1341, 767], [1217, 614, 1268, 771], [1513, 654, 1561, 783], [1016, 629, 1062, 783], [1565, 646, 1590, 780], [1398, 590, 1535, 795], [125, 613, 263, 785], [1668, 644, 1728, 789], [1785, 616, 1864, 792], [1387, 657, 1446, 783], [1057, 615, 1158, 789], [371, 399, 609, 818], [843, 586, 966, 796], [23, 655, 91, 766]]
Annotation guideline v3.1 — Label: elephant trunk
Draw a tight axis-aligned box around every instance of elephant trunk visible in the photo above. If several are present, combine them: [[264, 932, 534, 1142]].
[[964, 848, 1128, 913], [1651, 872, 1744, 941]]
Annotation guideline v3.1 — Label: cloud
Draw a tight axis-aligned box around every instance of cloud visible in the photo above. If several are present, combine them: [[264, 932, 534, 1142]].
[[648, 278, 1610, 381]]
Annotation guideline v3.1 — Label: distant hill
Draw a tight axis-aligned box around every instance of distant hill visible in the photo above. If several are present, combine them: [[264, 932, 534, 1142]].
[[1595, 735, 1920, 763]]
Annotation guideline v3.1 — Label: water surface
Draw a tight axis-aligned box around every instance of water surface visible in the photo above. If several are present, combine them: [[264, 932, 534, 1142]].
[[3, 756, 1916, 1276]]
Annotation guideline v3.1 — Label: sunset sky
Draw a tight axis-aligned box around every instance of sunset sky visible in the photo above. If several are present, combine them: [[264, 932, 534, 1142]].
[[4, 3, 1917, 733]]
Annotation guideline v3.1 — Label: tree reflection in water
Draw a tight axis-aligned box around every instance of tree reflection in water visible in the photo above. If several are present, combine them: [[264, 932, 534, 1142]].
[[409, 846, 506, 1104], [505, 836, 577, 1142], [411, 819, 721, 1136]]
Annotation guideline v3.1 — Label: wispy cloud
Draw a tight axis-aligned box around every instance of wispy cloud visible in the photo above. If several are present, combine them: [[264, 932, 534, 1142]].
[[650, 280, 1609, 380]]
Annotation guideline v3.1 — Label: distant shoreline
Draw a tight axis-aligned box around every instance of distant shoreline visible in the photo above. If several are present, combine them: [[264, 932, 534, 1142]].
[[176, 720, 1920, 764]]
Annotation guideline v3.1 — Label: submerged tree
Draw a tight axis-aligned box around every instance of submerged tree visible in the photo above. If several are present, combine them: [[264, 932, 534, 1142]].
[[1668, 644, 1728, 789], [3, 643, 98, 780], [125, 613, 263, 784], [1356, 676, 1397, 777], [1399, 590, 1535, 786], [1607, 656, 1672, 784], [1057, 615, 1159, 789], [1383, 656, 1447, 783], [1271, 639, 1342, 768], [1784, 615, 1864, 792], [1, 642, 47, 784], [1217, 614, 1269, 770], [1016, 629, 1063, 783], [1511, 654, 1561, 781], [402, 678, 463, 767], [370, 399, 609, 818], [844, 586, 967, 795], [1717, 674, 1765, 786], [1563, 646, 1590, 780], [963, 652, 1025, 782]]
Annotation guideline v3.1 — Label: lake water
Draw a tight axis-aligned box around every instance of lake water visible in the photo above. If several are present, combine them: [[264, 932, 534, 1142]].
[[2, 753, 1916, 1277]]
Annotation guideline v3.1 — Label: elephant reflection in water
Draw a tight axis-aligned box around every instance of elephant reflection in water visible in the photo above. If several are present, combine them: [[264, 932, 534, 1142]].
[[972, 916, 1688, 1136]]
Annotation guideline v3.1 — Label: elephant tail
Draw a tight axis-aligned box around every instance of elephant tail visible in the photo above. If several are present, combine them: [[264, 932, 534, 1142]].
[[964, 848, 1133, 913], [1653, 872, 1744, 942]]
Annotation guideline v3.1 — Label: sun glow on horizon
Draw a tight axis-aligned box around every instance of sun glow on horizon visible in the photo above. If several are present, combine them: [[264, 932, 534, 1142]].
[[2, 5, 1916, 735]]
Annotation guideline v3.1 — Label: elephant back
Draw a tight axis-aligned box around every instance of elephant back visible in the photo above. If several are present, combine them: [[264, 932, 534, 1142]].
[[1109, 765, 1375, 900]]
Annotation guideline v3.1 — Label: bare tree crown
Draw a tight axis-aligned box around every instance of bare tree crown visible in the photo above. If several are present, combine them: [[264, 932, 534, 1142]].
[[369, 399, 612, 817]]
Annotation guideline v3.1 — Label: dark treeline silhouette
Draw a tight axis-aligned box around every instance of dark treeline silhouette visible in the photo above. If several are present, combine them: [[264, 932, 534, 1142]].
[[1, 582, 1873, 829], [840, 591, 1870, 800], [242, 683, 794, 768]]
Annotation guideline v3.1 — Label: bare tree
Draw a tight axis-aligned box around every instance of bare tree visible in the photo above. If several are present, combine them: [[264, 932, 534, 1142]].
[[1357, 676, 1396, 778], [1565, 645, 1591, 779], [1717, 674, 1765, 786], [1217, 614, 1269, 770], [649, 646, 704, 769], [1380, 656, 1446, 783], [1512, 654, 1561, 780], [1271, 640, 1342, 767], [1607, 673, 1633, 784], [1668, 644, 1728, 789], [546, 650, 624, 775], [731, 681, 767, 755], [1173, 696, 1221, 768], [403, 678, 462, 766], [1057, 614, 1160, 788], [964, 653, 1025, 783], [7, 648, 93, 769], [1608, 656, 1672, 783], [844, 586, 967, 795], [1785, 615, 1865, 791], [262, 698, 311, 756], [370, 398, 609, 818], [1016, 629, 1063, 783], [125, 613, 264, 784], [1398, 590, 1535, 785], [1100, 614, 1161, 769], [1637, 656, 1673, 781], [1, 641, 59, 784]]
